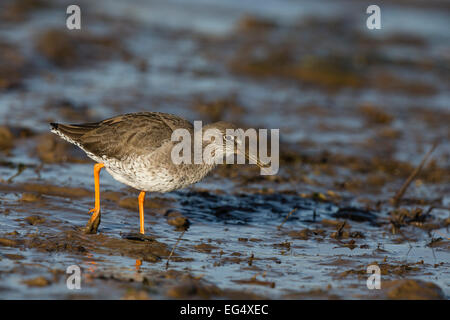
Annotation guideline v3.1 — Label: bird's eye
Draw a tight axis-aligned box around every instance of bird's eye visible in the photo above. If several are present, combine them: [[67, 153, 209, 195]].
[[224, 135, 234, 141]]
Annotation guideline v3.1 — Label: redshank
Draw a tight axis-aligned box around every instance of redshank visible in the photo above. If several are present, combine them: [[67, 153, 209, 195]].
[[50, 112, 263, 235]]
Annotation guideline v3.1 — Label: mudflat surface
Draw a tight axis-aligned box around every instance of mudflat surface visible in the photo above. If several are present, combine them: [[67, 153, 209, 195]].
[[0, 0, 449, 299]]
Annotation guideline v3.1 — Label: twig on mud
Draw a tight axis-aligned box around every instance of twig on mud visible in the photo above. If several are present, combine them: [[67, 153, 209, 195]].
[[277, 208, 297, 230], [391, 142, 438, 206], [165, 230, 185, 270]]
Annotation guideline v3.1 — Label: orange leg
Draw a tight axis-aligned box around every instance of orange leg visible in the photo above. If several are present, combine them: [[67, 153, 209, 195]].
[[84, 163, 104, 234], [138, 191, 145, 234]]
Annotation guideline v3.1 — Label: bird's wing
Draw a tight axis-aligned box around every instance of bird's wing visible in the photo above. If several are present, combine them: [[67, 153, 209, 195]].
[[51, 112, 193, 160]]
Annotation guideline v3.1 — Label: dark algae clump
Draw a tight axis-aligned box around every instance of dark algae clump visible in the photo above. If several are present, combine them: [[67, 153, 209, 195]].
[[0, 0, 448, 299]]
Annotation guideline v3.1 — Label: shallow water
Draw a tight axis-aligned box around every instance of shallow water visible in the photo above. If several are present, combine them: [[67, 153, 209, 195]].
[[0, 0, 449, 299]]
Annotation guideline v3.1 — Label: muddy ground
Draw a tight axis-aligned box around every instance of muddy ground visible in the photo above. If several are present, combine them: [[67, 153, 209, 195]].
[[0, 0, 449, 299]]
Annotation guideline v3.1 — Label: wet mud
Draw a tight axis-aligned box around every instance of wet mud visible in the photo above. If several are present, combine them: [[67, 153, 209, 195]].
[[0, 0, 449, 299]]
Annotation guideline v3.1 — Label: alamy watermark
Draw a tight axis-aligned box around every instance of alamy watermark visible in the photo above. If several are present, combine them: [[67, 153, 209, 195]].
[[66, 5, 81, 30]]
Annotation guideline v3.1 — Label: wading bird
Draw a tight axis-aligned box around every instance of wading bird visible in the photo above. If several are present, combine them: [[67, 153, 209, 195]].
[[51, 112, 264, 235]]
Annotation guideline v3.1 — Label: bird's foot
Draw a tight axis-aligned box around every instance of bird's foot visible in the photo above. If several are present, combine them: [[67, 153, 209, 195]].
[[83, 208, 101, 234]]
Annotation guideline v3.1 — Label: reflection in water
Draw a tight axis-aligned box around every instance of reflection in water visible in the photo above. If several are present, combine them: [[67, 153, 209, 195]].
[[135, 259, 142, 271]]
